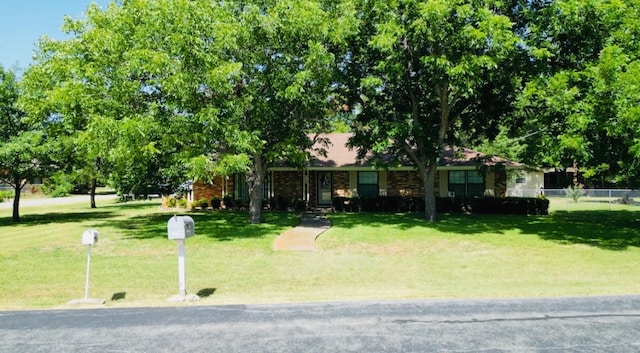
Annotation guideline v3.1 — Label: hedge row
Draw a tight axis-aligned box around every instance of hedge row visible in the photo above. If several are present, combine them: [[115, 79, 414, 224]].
[[332, 196, 549, 215]]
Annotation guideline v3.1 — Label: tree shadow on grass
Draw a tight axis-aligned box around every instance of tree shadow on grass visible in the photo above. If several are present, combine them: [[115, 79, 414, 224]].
[[106, 210, 300, 241], [530, 210, 640, 250], [433, 211, 640, 250], [327, 210, 640, 251]]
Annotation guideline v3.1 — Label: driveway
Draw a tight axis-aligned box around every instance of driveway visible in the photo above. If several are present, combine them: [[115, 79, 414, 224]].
[[1, 296, 639, 352]]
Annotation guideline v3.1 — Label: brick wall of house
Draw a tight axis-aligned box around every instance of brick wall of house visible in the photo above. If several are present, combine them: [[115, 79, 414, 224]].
[[273, 171, 303, 200], [494, 170, 507, 197], [387, 170, 424, 197], [192, 168, 506, 209], [332, 171, 350, 196], [192, 179, 225, 206]]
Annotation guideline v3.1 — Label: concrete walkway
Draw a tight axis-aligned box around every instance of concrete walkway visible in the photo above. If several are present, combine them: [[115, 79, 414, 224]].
[[273, 210, 331, 251]]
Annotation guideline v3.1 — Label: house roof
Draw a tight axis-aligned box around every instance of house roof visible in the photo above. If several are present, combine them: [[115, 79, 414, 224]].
[[306, 133, 523, 169]]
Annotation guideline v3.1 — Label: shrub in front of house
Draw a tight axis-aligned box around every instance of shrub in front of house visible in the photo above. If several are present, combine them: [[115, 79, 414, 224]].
[[177, 198, 188, 209], [166, 197, 177, 208], [222, 196, 233, 209], [338, 196, 549, 215], [271, 196, 289, 210], [196, 198, 209, 208], [333, 196, 361, 212], [211, 197, 221, 210], [293, 198, 307, 211], [465, 197, 549, 215]]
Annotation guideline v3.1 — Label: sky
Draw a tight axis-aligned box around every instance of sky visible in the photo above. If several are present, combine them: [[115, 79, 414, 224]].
[[0, 1, 110, 71]]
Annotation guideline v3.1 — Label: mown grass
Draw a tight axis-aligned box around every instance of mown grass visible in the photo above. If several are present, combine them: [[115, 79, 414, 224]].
[[1, 197, 639, 310]]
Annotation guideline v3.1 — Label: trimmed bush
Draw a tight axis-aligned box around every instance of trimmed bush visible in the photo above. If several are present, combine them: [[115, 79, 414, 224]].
[[465, 197, 549, 215], [293, 198, 307, 211], [336, 196, 549, 215], [332, 197, 361, 212], [223, 196, 233, 209]]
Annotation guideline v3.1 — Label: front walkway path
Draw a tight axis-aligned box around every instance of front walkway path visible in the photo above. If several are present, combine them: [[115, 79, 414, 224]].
[[273, 210, 331, 251]]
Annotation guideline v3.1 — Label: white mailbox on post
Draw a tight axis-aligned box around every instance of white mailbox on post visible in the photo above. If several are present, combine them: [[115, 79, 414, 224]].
[[68, 229, 105, 305], [167, 216, 198, 301], [167, 216, 195, 240], [82, 229, 99, 245]]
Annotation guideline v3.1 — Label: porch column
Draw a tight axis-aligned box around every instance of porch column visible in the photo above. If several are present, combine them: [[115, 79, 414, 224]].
[[303, 170, 310, 202]]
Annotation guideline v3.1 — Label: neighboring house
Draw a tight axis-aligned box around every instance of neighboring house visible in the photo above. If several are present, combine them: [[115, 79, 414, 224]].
[[0, 177, 44, 194], [190, 133, 541, 207]]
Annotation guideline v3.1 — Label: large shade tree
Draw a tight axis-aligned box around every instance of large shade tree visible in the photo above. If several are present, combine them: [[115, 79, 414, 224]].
[[211, 0, 356, 223], [344, 0, 519, 221], [21, 0, 355, 223], [20, 0, 224, 206], [0, 66, 55, 222], [512, 0, 640, 188]]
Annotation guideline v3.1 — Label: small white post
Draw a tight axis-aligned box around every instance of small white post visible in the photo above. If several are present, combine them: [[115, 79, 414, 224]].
[[177, 239, 187, 297], [84, 244, 92, 300]]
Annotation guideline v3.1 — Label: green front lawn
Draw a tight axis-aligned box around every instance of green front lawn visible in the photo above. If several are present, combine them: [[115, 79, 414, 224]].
[[1, 198, 639, 310]]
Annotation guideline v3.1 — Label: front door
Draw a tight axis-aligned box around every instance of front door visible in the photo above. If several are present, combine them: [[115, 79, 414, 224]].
[[317, 171, 332, 206]]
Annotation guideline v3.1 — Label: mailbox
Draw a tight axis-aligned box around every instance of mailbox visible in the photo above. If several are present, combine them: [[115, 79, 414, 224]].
[[167, 216, 195, 240], [82, 229, 99, 245]]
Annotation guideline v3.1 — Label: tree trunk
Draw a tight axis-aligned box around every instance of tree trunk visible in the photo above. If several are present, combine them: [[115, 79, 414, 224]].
[[11, 177, 26, 223], [12, 178, 21, 223], [247, 153, 265, 224], [421, 164, 438, 222], [90, 178, 97, 209]]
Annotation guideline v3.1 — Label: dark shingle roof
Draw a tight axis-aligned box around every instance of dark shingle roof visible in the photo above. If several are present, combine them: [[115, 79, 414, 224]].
[[307, 133, 522, 168]]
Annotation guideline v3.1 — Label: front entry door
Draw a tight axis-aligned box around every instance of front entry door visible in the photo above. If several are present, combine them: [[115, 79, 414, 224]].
[[317, 171, 332, 206]]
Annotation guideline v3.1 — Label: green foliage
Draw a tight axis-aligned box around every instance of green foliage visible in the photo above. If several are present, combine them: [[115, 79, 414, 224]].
[[345, 0, 520, 221], [19, 0, 356, 224], [41, 172, 74, 198], [0, 190, 12, 202], [0, 66, 59, 221], [164, 196, 189, 209], [564, 184, 585, 203], [211, 197, 221, 210], [196, 198, 209, 208], [165, 197, 177, 208], [475, 125, 526, 162], [335, 195, 549, 215], [511, 0, 640, 187]]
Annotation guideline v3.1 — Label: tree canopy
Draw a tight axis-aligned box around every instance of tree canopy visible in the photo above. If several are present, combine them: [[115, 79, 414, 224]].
[[11, 0, 640, 224], [20, 0, 355, 223], [0, 66, 56, 222], [344, 0, 520, 221], [511, 0, 640, 188]]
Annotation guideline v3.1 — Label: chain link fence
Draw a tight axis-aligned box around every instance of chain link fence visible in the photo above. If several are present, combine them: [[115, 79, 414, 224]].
[[507, 188, 640, 209]]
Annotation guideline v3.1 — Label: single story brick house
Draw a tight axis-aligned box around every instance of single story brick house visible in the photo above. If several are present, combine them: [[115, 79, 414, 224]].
[[189, 133, 542, 208]]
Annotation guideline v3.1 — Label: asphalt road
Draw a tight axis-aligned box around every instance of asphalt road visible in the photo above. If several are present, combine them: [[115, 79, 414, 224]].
[[1, 296, 639, 352]]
